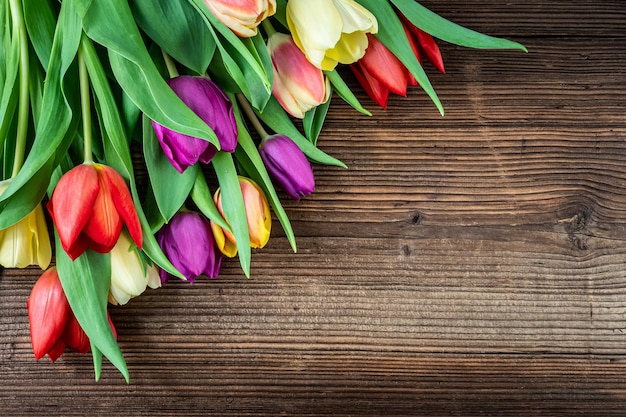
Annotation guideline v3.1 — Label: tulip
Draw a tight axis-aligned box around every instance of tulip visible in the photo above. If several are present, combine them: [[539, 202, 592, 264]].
[[267, 32, 330, 118], [204, 0, 276, 37], [286, 0, 378, 71], [399, 13, 445, 75], [157, 211, 222, 283], [350, 33, 411, 109], [27, 267, 104, 361], [0, 180, 51, 269], [47, 163, 143, 260], [211, 177, 271, 256], [152, 76, 238, 173], [108, 231, 161, 305], [259, 134, 315, 200]]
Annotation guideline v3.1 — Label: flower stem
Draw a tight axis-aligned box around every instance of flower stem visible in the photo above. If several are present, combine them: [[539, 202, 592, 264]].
[[9, 0, 30, 178], [261, 18, 277, 37], [236, 93, 269, 140], [162, 49, 179, 78], [78, 44, 93, 164]]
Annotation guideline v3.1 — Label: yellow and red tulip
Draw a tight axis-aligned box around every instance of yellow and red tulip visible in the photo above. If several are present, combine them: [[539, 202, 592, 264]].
[[211, 176, 271, 256], [286, 0, 378, 71], [204, 0, 276, 37], [267, 32, 330, 118], [47, 163, 142, 260]]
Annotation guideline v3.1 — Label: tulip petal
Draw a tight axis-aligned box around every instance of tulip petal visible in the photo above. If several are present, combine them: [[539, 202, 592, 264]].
[[27, 268, 71, 360], [210, 219, 238, 258], [153, 122, 213, 173], [48, 164, 100, 260], [350, 63, 390, 109], [287, 0, 343, 69], [168, 76, 238, 153], [98, 165, 143, 250], [259, 135, 315, 200], [83, 170, 123, 253], [239, 178, 271, 248], [47, 339, 66, 363], [359, 34, 409, 96], [62, 313, 91, 354], [332, 0, 378, 34], [269, 33, 327, 118], [158, 212, 223, 282]]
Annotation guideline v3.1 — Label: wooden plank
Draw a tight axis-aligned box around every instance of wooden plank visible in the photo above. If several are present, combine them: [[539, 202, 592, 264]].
[[1, 1, 625, 415]]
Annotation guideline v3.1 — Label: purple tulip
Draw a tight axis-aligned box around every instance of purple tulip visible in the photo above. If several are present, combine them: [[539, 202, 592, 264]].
[[259, 134, 315, 200], [157, 211, 222, 283], [152, 76, 238, 173]]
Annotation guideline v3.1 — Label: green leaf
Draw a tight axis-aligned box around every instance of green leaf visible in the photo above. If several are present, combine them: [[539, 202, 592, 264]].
[[191, 169, 231, 232], [303, 94, 331, 145], [143, 114, 197, 222], [273, 0, 288, 28], [55, 235, 129, 382], [22, 0, 57, 68], [76, 0, 220, 147], [257, 97, 346, 168], [0, 0, 82, 228], [129, 0, 216, 74], [391, 0, 527, 52], [325, 69, 371, 116], [0, 24, 19, 158], [212, 151, 251, 277], [231, 99, 296, 252], [355, 0, 443, 115]]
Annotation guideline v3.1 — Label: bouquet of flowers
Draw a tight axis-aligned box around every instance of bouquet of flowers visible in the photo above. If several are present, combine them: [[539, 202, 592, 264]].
[[1, 0, 526, 381]]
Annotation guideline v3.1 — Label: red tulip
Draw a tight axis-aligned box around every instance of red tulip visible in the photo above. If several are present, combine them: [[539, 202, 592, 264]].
[[350, 33, 409, 109], [27, 267, 119, 362], [350, 16, 445, 109], [27, 267, 71, 362], [47, 163, 143, 260]]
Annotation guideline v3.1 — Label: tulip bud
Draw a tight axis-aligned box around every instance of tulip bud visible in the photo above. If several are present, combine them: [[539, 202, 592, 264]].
[[286, 0, 378, 70], [211, 177, 271, 256], [108, 231, 161, 305], [204, 0, 276, 37], [47, 163, 143, 260], [259, 134, 315, 200], [157, 211, 223, 283], [0, 180, 52, 269], [152, 76, 238, 173], [27, 267, 71, 361], [267, 32, 330, 118]]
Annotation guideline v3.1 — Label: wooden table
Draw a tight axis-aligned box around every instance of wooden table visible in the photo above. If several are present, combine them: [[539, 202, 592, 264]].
[[2, 1, 625, 415]]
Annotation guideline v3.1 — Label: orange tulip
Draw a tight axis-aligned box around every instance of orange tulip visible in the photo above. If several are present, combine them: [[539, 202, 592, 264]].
[[47, 163, 142, 260]]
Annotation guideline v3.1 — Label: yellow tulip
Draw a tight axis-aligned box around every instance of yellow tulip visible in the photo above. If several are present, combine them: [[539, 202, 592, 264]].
[[286, 0, 378, 71], [108, 231, 160, 305], [0, 181, 51, 269]]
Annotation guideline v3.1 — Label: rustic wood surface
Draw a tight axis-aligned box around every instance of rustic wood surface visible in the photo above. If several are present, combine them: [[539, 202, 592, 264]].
[[2, 1, 626, 415]]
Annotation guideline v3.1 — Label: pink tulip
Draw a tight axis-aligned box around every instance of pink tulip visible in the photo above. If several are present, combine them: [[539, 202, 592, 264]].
[[267, 32, 328, 118], [204, 0, 276, 37]]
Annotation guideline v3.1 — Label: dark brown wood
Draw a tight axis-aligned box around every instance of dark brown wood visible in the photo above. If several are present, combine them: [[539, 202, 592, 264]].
[[2, 1, 626, 415]]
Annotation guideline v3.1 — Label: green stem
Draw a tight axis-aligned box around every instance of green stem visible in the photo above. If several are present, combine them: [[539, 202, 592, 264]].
[[236, 93, 270, 140], [9, 0, 29, 178], [162, 49, 179, 78], [78, 44, 93, 164], [261, 18, 277, 37]]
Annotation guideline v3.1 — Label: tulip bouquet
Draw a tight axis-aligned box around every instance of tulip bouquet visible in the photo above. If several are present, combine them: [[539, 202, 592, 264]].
[[1, 0, 525, 381]]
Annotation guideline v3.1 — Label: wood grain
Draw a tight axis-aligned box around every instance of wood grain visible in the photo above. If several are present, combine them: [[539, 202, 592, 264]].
[[1, 1, 626, 415]]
